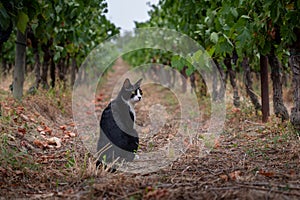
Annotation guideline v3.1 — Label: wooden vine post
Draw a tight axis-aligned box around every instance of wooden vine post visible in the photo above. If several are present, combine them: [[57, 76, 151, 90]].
[[260, 54, 270, 123]]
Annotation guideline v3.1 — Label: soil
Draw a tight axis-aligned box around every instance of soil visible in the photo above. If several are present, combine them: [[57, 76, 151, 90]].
[[0, 59, 299, 199]]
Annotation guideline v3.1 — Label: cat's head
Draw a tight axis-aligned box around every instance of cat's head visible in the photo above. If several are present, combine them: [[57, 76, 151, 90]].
[[121, 78, 143, 103]]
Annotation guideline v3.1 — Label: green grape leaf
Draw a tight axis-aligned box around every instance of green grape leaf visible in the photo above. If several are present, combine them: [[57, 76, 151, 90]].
[[17, 11, 29, 34]]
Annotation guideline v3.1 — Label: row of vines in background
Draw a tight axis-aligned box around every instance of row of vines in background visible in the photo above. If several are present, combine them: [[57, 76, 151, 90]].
[[123, 0, 300, 131], [0, 0, 119, 97]]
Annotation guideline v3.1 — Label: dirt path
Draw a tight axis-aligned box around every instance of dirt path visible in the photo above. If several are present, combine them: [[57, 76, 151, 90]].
[[0, 59, 300, 199]]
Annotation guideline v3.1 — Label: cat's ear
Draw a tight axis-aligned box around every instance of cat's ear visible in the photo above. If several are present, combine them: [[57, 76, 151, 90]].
[[123, 78, 132, 90], [134, 78, 143, 87]]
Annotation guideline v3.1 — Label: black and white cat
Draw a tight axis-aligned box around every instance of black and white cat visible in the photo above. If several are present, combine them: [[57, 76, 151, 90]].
[[96, 78, 143, 169]]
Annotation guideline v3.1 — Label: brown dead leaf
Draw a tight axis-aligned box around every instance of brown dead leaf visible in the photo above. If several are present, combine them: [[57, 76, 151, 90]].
[[64, 131, 76, 137], [214, 138, 220, 148], [44, 126, 52, 135], [20, 113, 29, 122], [40, 121, 45, 126], [36, 125, 52, 135], [259, 169, 274, 177], [29, 117, 37, 123], [69, 132, 76, 137], [220, 174, 229, 181], [16, 106, 24, 114], [288, 169, 296, 176], [96, 96, 103, 101], [33, 139, 48, 149], [47, 137, 62, 148], [18, 127, 26, 135], [37, 126, 44, 132], [229, 170, 242, 180], [13, 116, 18, 122], [15, 170, 23, 176], [232, 107, 241, 113], [63, 135, 70, 139], [2, 105, 10, 111], [33, 111, 41, 118], [59, 125, 67, 131]]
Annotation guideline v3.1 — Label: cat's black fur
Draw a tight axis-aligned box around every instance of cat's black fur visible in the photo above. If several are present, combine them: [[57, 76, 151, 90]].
[[96, 78, 143, 170]]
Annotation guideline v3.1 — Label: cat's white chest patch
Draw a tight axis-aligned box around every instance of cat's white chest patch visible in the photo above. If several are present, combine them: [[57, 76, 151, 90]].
[[122, 97, 136, 120], [128, 102, 136, 120]]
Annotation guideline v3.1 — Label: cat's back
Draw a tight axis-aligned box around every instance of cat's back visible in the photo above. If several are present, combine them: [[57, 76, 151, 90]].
[[100, 102, 118, 128], [100, 99, 125, 119], [100, 102, 112, 123], [100, 100, 130, 132]]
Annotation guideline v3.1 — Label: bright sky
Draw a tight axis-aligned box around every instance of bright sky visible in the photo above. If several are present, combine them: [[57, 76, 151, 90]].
[[105, 0, 159, 32]]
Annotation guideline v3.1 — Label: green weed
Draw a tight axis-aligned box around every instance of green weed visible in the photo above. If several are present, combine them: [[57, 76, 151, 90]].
[[0, 134, 40, 171], [65, 150, 75, 168]]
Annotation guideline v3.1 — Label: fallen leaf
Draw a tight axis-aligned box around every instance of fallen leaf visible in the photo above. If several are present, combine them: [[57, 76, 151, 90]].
[[63, 135, 70, 139], [33, 112, 40, 118], [37, 126, 44, 132], [43, 126, 52, 135], [288, 169, 295, 176], [232, 107, 241, 113], [229, 170, 242, 180], [259, 170, 274, 177], [20, 113, 29, 121], [3, 105, 10, 111], [13, 116, 18, 122], [214, 138, 220, 148], [30, 117, 37, 123], [47, 137, 62, 148], [40, 121, 45, 126], [68, 132, 76, 137], [96, 96, 103, 101], [16, 106, 24, 114], [15, 170, 23, 176], [18, 127, 26, 135], [64, 131, 76, 137], [59, 125, 66, 131], [220, 174, 229, 181], [33, 139, 48, 149]]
